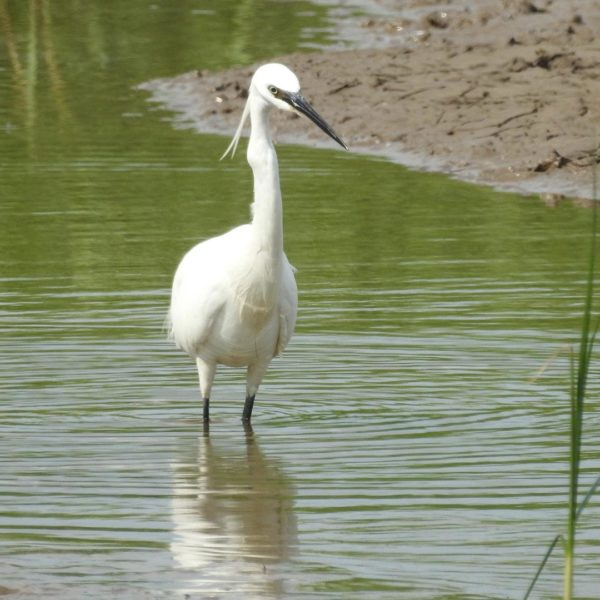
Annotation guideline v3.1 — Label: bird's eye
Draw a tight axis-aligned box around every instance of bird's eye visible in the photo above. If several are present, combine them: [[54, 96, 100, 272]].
[[269, 86, 279, 96]]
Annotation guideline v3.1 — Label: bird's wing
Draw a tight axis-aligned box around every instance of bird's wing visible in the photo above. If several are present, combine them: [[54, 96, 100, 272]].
[[168, 238, 228, 356], [275, 258, 298, 356]]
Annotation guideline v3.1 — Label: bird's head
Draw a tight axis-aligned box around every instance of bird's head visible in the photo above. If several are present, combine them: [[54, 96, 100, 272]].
[[221, 63, 348, 159], [251, 63, 301, 113], [252, 63, 348, 151]]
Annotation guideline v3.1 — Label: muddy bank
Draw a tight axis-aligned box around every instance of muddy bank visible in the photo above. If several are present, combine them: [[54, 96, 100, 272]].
[[140, 0, 600, 200]]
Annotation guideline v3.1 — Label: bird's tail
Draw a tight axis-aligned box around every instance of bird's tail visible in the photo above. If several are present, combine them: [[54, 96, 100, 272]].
[[220, 95, 251, 160]]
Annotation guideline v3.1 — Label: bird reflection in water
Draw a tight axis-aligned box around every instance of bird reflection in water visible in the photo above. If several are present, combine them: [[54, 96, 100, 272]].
[[170, 424, 297, 597]]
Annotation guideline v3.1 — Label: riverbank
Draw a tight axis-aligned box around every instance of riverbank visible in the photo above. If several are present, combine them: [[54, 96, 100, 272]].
[[140, 0, 600, 200]]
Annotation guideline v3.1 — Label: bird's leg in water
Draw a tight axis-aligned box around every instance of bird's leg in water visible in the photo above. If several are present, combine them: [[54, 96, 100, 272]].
[[196, 358, 216, 421], [242, 419, 254, 437], [242, 395, 255, 422], [243, 360, 268, 422]]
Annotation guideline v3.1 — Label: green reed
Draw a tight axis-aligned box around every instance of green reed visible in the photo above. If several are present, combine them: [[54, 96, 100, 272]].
[[524, 186, 599, 600]]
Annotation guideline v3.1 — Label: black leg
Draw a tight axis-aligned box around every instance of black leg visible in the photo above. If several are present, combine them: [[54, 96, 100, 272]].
[[242, 420, 254, 437], [242, 394, 255, 422], [202, 396, 210, 421]]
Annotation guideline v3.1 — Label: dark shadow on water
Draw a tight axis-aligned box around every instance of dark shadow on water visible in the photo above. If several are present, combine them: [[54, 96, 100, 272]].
[[170, 422, 297, 596]]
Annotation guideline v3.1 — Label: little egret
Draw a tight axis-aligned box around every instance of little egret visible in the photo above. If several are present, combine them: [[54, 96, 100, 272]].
[[168, 63, 347, 423]]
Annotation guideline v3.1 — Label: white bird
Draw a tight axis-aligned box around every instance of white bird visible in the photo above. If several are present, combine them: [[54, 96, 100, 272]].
[[168, 63, 347, 423]]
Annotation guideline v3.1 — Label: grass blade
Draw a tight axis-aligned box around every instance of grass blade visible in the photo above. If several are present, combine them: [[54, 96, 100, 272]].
[[576, 474, 600, 520], [523, 534, 563, 600], [564, 199, 597, 600]]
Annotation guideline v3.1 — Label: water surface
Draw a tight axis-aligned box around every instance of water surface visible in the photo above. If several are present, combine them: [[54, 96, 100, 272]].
[[1, 1, 600, 599]]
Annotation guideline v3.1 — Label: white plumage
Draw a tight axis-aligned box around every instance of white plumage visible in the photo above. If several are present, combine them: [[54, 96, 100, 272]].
[[168, 63, 347, 423]]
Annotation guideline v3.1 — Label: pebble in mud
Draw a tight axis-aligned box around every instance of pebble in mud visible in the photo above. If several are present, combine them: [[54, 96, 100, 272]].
[[423, 11, 451, 29]]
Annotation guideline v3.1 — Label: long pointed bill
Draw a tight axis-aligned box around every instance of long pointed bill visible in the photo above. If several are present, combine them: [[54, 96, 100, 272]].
[[284, 92, 348, 151]]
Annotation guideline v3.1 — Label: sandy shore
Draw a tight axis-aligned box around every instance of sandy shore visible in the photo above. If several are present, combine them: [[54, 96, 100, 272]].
[[140, 0, 600, 200]]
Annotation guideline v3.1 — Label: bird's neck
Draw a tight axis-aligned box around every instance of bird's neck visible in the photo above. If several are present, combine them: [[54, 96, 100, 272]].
[[247, 91, 283, 259]]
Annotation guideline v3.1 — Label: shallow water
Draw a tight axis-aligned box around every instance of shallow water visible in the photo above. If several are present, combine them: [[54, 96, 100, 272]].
[[1, 1, 600, 599]]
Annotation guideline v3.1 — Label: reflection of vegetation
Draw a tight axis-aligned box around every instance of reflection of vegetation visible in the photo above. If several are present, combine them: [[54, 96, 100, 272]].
[[38, 0, 69, 124], [0, 0, 328, 155], [0, 0, 74, 145], [0, 0, 329, 295], [0, 0, 26, 104]]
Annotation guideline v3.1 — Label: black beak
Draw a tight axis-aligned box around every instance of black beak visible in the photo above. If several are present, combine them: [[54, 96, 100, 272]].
[[283, 91, 348, 151]]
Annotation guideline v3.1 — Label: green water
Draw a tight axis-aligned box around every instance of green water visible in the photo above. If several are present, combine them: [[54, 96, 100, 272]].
[[1, 1, 599, 599]]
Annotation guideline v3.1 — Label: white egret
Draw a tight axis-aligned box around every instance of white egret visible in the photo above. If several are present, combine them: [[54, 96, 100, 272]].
[[168, 63, 347, 423]]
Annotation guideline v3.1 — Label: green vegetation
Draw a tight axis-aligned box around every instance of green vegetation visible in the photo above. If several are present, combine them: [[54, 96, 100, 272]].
[[524, 185, 600, 600]]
